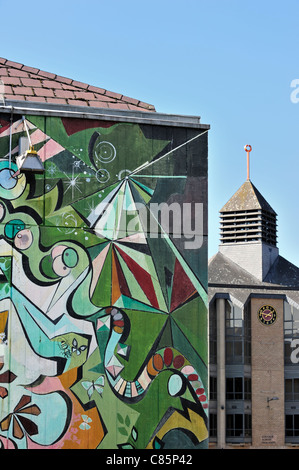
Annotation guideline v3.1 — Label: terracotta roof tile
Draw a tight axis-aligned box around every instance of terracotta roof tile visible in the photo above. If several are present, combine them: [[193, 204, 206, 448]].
[[0, 57, 156, 112], [21, 78, 43, 87]]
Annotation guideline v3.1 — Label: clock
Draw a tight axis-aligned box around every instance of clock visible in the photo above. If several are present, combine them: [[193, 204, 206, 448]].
[[258, 305, 277, 325]]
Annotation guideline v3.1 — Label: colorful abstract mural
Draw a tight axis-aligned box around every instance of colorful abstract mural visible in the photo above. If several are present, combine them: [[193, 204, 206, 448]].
[[0, 112, 208, 449]]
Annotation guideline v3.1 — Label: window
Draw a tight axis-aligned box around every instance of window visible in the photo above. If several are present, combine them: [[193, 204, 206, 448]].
[[226, 413, 251, 439], [225, 301, 251, 364], [209, 375, 217, 401], [285, 378, 299, 401], [286, 414, 299, 437], [209, 413, 217, 438], [209, 300, 217, 364], [226, 377, 251, 400]]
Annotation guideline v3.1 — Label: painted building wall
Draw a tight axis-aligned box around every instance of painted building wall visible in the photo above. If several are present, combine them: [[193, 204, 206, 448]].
[[0, 112, 208, 449]]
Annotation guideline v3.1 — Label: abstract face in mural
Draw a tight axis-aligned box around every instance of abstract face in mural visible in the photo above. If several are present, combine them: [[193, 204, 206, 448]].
[[0, 113, 208, 449]]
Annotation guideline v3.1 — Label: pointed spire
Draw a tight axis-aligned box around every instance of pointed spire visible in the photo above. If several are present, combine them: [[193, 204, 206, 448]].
[[244, 144, 252, 181]]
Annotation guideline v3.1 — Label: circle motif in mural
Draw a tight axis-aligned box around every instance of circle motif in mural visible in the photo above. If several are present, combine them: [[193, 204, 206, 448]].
[[57, 213, 78, 234], [96, 169, 110, 184], [258, 305, 277, 326], [117, 169, 131, 180], [62, 248, 79, 268], [94, 141, 116, 164], [0, 163, 26, 200], [4, 219, 25, 239], [14, 229, 33, 250], [0, 168, 17, 190]]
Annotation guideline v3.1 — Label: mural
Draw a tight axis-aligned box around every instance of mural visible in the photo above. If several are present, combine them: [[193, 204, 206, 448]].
[[0, 112, 208, 449]]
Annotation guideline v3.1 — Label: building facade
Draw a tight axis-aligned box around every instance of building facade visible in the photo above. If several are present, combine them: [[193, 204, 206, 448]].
[[0, 58, 209, 449], [209, 177, 299, 448]]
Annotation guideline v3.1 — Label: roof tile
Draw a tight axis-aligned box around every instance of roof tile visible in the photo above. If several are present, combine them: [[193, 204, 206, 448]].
[[93, 93, 116, 102], [87, 85, 106, 94], [13, 86, 34, 96], [105, 90, 123, 100], [46, 97, 68, 105], [87, 100, 109, 108], [1, 76, 21, 86], [21, 78, 42, 87], [34, 88, 55, 97], [5, 94, 27, 101], [3, 85, 13, 94], [22, 65, 40, 74], [67, 99, 88, 107], [71, 80, 89, 89], [55, 75, 73, 85], [42, 79, 63, 89], [121, 95, 140, 106], [108, 102, 130, 110], [26, 96, 47, 103], [5, 60, 23, 69], [37, 70, 56, 80], [74, 91, 96, 100], [8, 69, 29, 78], [54, 89, 75, 99]]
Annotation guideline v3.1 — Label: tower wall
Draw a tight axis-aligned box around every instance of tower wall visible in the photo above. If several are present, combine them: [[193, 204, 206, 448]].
[[219, 242, 279, 281]]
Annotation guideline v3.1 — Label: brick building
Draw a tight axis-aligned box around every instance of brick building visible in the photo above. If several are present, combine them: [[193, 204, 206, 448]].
[[208, 170, 299, 448]]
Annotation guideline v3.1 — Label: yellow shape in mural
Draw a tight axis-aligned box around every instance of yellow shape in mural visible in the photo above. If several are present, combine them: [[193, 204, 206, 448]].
[[146, 408, 208, 449]]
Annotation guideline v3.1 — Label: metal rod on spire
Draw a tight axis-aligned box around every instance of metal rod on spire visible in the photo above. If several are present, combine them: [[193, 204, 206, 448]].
[[244, 144, 252, 181]]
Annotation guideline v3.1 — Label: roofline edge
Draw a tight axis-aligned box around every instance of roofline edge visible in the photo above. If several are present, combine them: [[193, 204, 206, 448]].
[[0, 100, 210, 129]]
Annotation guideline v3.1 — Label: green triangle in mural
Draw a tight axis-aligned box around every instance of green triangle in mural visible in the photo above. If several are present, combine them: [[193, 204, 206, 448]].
[[0, 257, 12, 284], [113, 295, 165, 314], [87, 241, 110, 261], [122, 180, 134, 210], [91, 244, 112, 307], [71, 182, 120, 224], [170, 298, 208, 377], [130, 180, 152, 204], [114, 242, 167, 312], [171, 296, 207, 362], [43, 204, 85, 230], [155, 316, 174, 350], [130, 178, 154, 197], [115, 252, 149, 306], [145, 235, 177, 312], [170, 316, 207, 386], [121, 308, 168, 380]]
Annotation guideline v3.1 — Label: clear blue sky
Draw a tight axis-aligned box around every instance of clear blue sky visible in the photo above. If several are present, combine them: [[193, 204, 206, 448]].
[[1, 0, 299, 267]]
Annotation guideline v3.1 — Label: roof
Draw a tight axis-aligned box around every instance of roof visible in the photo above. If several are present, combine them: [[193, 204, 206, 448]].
[[208, 251, 263, 286], [0, 57, 156, 112], [208, 251, 299, 289], [220, 180, 276, 215]]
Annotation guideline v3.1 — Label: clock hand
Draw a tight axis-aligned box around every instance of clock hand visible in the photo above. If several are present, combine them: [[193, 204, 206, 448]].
[[263, 312, 272, 318]]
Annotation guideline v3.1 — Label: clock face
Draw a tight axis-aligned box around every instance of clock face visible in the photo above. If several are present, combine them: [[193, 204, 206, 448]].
[[258, 305, 277, 325]]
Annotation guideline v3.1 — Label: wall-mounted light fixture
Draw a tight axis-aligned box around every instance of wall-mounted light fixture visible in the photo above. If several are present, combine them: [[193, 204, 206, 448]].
[[15, 117, 44, 173], [267, 396, 279, 407], [16, 144, 44, 173]]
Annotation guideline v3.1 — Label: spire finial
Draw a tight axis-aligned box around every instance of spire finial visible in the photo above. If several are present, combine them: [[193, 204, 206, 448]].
[[244, 144, 252, 181]]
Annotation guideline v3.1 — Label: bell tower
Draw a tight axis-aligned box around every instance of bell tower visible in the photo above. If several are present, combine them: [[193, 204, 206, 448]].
[[219, 146, 279, 281]]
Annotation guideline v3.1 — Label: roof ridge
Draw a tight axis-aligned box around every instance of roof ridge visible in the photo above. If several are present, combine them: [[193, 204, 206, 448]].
[[247, 180, 277, 214], [0, 57, 155, 110]]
